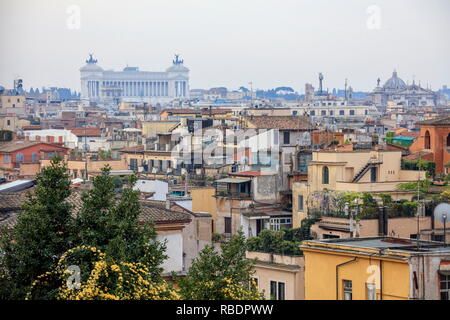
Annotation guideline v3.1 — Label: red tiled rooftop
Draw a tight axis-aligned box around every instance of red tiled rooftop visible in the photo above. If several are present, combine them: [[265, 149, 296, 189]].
[[229, 171, 262, 177], [69, 128, 102, 137]]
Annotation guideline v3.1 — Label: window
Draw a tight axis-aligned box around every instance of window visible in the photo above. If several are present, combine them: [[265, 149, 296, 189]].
[[424, 130, 431, 149], [441, 274, 450, 300], [322, 166, 329, 184], [330, 110, 334, 116], [283, 131, 290, 145], [7, 120, 10, 126], [432, 234, 445, 242], [278, 282, 285, 300], [366, 283, 377, 300], [310, 110, 315, 116], [298, 195, 304, 211], [3, 154, 11, 163], [31, 152, 37, 163], [16, 153, 24, 163], [270, 217, 292, 230], [349, 110, 355, 116], [370, 167, 377, 182], [292, 111, 298, 116], [323, 234, 340, 239], [130, 158, 138, 171], [321, 110, 326, 116], [447, 133, 450, 147], [224, 217, 232, 233], [343, 280, 352, 300], [270, 281, 285, 300], [339, 110, 345, 116]]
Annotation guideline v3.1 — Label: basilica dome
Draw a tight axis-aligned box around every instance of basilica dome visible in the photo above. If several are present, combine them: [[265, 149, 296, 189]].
[[383, 70, 407, 91]]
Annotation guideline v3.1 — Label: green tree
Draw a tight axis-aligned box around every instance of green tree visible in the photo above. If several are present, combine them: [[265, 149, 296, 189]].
[[179, 230, 262, 300], [0, 157, 74, 299], [75, 166, 167, 280]]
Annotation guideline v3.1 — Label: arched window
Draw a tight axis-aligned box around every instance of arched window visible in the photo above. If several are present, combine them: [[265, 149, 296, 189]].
[[322, 166, 329, 184], [424, 130, 431, 149]]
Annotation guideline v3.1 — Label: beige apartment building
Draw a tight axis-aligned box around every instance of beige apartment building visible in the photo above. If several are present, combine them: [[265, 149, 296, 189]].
[[292, 149, 426, 228], [0, 95, 27, 116], [247, 251, 305, 300], [0, 115, 30, 132]]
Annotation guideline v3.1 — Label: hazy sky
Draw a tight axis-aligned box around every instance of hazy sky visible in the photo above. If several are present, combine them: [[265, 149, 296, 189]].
[[0, 0, 449, 93]]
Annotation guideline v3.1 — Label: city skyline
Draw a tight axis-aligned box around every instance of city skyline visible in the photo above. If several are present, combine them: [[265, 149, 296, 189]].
[[0, 0, 449, 93]]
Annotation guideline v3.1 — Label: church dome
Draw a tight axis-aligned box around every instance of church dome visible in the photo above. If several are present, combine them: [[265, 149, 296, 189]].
[[383, 70, 406, 91]]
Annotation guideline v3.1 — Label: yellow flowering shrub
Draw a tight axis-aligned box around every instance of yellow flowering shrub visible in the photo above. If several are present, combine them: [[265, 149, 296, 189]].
[[28, 246, 180, 300]]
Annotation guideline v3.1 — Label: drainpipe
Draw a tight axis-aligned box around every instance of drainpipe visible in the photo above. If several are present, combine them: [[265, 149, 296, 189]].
[[379, 259, 383, 300], [336, 257, 357, 300]]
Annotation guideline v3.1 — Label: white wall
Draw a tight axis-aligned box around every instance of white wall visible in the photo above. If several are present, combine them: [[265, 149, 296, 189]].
[[24, 129, 78, 149], [156, 231, 183, 274], [133, 179, 168, 200]]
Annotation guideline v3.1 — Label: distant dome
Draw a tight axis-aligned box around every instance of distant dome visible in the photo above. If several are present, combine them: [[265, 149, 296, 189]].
[[383, 70, 406, 91], [166, 64, 189, 73], [79, 63, 103, 72], [80, 54, 103, 72]]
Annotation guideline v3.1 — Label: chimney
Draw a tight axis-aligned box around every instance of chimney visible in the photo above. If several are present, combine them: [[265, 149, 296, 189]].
[[165, 199, 171, 210]]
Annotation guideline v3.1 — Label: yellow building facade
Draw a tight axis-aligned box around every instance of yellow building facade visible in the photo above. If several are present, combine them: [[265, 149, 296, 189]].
[[301, 237, 450, 300], [292, 150, 426, 228]]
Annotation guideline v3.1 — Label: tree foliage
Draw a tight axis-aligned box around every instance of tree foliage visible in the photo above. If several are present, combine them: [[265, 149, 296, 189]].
[[0, 157, 74, 299], [75, 166, 166, 280], [0, 161, 168, 300], [179, 231, 263, 300], [27, 246, 179, 300]]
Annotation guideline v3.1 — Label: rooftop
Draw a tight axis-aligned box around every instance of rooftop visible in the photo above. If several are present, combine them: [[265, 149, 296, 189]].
[[302, 237, 450, 255], [416, 117, 450, 126], [0, 189, 191, 228], [69, 127, 102, 137], [243, 116, 314, 130]]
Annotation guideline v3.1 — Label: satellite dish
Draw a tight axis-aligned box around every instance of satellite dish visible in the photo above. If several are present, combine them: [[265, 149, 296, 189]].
[[434, 203, 450, 224]]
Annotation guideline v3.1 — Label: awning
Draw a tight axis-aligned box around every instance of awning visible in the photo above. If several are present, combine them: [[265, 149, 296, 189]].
[[242, 212, 270, 219], [439, 261, 450, 275], [215, 178, 251, 184]]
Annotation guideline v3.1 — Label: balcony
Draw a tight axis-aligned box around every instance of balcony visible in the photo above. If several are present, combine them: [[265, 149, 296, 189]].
[[214, 177, 253, 199]]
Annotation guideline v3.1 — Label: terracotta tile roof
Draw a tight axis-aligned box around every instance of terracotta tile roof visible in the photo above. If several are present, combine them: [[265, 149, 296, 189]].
[[416, 117, 450, 126], [69, 128, 102, 137], [161, 109, 232, 116], [0, 141, 40, 152], [139, 200, 191, 224], [397, 131, 419, 138], [22, 125, 42, 130], [120, 145, 145, 152], [403, 151, 433, 161], [243, 116, 314, 130], [0, 189, 191, 228], [229, 171, 262, 177]]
